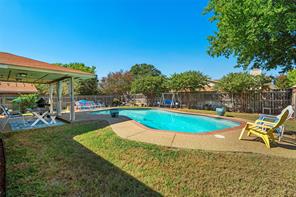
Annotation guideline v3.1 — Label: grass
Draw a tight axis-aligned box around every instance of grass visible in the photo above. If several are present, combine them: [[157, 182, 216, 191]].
[[3, 110, 296, 196]]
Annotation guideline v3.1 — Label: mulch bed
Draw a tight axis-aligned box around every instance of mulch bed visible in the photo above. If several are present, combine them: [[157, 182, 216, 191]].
[[0, 139, 5, 197]]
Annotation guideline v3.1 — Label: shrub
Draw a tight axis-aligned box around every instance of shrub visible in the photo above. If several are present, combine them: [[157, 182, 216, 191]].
[[215, 72, 270, 94], [112, 98, 122, 106], [167, 71, 209, 92], [287, 70, 296, 87], [275, 75, 290, 89], [12, 94, 38, 113], [131, 75, 167, 105]]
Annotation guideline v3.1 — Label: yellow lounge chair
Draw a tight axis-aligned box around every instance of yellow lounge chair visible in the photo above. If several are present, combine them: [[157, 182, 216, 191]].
[[239, 110, 289, 148]]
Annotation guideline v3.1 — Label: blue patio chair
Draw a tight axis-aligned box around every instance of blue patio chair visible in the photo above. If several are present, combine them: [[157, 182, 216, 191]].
[[164, 99, 173, 106]]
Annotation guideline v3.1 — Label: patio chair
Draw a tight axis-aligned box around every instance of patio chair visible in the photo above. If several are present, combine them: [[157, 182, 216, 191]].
[[75, 101, 82, 111], [76, 100, 89, 110], [89, 101, 101, 109], [96, 101, 105, 108], [0, 105, 26, 130], [76, 100, 98, 111], [239, 109, 289, 148], [256, 105, 294, 141]]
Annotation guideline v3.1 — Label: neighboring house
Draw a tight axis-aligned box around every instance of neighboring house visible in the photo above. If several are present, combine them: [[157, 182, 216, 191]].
[[0, 82, 37, 96], [171, 80, 219, 92], [202, 80, 218, 91], [262, 82, 279, 91], [250, 68, 262, 76], [0, 82, 38, 107]]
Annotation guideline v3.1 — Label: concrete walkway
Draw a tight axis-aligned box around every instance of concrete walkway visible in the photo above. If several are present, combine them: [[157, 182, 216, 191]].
[[68, 110, 296, 159]]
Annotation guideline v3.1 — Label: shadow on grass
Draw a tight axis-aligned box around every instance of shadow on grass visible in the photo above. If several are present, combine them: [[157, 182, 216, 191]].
[[240, 136, 296, 149], [4, 120, 162, 196]]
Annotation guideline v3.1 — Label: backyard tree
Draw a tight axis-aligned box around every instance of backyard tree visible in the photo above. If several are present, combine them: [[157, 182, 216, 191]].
[[35, 84, 49, 95], [215, 72, 270, 94], [287, 70, 296, 86], [275, 75, 290, 89], [56, 63, 99, 95], [167, 71, 209, 92], [215, 72, 271, 111], [131, 75, 167, 105], [130, 64, 162, 78], [99, 70, 133, 95], [204, 0, 296, 72]]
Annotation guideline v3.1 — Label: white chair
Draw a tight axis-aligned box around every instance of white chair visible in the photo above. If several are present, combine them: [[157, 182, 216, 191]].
[[0, 105, 26, 130], [258, 105, 294, 141]]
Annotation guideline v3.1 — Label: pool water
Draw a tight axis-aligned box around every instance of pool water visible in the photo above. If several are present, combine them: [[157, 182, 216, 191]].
[[92, 109, 240, 133]]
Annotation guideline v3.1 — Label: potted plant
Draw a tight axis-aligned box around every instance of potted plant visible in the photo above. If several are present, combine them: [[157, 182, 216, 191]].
[[110, 108, 119, 118], [216, 107, 226, 116], [12, 94, 38, 113]]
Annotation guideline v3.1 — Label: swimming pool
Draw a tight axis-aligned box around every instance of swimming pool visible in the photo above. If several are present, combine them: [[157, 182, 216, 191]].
[[92, 109, 240, 134]]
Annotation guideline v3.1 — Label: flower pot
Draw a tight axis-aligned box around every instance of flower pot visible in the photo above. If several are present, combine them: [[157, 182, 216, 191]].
[[110, 109, 119, 118], [216, 107, 226, 116]]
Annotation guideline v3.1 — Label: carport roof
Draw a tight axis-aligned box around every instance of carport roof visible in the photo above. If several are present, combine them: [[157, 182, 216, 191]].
[[0, 52, 95, 84]]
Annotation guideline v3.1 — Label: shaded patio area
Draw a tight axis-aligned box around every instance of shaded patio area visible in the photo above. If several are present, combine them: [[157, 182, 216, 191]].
[[0, 52, 95, 130], [8, 118, 65, 131]]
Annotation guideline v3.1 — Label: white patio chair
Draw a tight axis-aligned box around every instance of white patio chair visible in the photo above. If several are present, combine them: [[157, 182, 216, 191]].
[[0, 105, 26, 130]]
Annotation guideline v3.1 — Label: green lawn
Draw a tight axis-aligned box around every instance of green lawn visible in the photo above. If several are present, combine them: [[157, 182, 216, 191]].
[[3, 110, 296, 196]]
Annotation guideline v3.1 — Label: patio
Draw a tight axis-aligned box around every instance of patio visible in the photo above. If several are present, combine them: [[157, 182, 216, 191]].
[[0, 52, 95, 130]]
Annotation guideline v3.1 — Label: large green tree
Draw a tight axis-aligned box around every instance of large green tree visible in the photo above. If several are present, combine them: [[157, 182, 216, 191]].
[[204, 0, 296, 72], [35, 84, 49, 95], [287, 69, 296, 87], [275, 74, 290, 89], [215, 72, 270, 94], [130, 64, 162, 78], [131, 76, 167, 104], [58, 63, 99, 95], [99, 70, 133, 95], [167, 71, 209, 92]]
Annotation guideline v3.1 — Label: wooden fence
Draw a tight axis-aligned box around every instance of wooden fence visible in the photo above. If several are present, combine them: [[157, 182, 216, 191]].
[[169, 90, 293, 114], [0, 90, 294, 115], [0, 95, 119, 111]]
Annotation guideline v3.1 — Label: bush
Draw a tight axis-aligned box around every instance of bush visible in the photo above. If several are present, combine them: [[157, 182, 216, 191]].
[[167, 71, 209, 92], [215, 72, 270, 94], [287, 70, 296, 87], [112, 98, 122, 106], [131, 75, 167, 103], [12, 94, 38, 113]]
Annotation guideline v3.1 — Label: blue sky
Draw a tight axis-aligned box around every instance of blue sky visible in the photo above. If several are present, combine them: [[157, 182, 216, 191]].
[[0, 0, 246, 79]]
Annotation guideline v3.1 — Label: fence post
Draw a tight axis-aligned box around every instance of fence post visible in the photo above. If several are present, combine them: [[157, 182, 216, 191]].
[[292, 86, 296, 118]]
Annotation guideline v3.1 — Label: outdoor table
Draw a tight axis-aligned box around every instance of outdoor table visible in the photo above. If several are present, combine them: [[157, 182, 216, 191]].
[[49, 113, 57, 124], [28, 108, 50, 127]]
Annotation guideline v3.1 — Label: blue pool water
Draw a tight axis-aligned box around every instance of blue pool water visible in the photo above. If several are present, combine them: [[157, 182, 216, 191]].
[[92, 109, 240, 133]]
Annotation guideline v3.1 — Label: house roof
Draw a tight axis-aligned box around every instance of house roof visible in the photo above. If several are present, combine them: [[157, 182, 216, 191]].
[[0, 52, 95, 83], [0, 82, 37, 94]]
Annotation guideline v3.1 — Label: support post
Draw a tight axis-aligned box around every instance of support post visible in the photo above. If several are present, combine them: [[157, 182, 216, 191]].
[[69, 77, 75, 121], [56, 80, 62, 117], [49, 83, 54, 114]]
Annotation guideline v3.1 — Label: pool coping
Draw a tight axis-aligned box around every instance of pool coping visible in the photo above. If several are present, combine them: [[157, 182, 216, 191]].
[[93, 107, 246, 136], [89, 108, 296, 158]]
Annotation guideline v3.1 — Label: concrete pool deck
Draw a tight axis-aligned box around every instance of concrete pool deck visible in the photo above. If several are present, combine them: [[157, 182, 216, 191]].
[[65, 110, 296, 159]]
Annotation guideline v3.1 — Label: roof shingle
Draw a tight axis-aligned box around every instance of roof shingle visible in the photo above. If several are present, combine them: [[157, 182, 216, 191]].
[[0, 52, 93, 75], [0, 82, 38, 94]]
